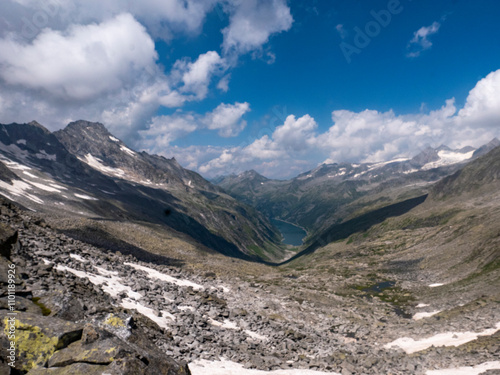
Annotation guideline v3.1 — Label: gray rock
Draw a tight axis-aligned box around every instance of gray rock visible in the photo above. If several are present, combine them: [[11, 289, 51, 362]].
[[0, 223, 17, 260]]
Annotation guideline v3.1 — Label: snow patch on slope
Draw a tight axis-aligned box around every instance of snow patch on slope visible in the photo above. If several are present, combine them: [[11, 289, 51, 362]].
[[368, 158, 409, 171], [74, 193, 98, 201], [124, 262, 204, 291], [0, 142, 29, 159], [28, 181, 62, 193], [412, 310, 442, 321], [384, 322, 500, 354], [120, 298, 175, 329], [120, 145, 136, 157], [189, 359, 339, 375], [80, 153, 125, 177], [70, 253, 88, 262], [1, 157, 31, 171], [0, 179, 43, 204], [208, 318, 269, 341], [55, 264, 142, 300], [22, 171, 38, 179], [422, 150, 474, 171], [429, 283, 445, 288], [35, 150, 56, 161]]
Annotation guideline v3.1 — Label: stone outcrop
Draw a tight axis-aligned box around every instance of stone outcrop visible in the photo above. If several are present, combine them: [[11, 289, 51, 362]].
[[0, 207, 190, 375]]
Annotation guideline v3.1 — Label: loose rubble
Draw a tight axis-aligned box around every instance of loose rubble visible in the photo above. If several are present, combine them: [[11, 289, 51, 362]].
[[0, 198, 499, 374]]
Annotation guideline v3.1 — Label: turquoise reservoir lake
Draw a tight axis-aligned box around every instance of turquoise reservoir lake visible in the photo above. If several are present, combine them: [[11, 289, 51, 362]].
[[271, 219, 307, 247]]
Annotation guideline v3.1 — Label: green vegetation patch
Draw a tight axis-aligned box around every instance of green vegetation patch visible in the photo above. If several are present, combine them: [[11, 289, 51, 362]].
[[32, 297, 52, 316], [400, 209, 461, 230], [354, 280, 415, 313]]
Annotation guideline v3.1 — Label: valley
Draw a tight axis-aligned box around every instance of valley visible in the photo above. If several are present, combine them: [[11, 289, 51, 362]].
[[1, 1, 499, 374], [0, 121, 499, 375]]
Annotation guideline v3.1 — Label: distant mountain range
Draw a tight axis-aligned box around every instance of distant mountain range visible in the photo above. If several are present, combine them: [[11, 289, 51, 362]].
[[2, 120, 498, 374], [0, 119, 498, 263], [0, 120, 283, 262], [216, 138, 500, 246]]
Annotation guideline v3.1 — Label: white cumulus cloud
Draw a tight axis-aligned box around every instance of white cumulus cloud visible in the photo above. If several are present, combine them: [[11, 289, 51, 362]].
[[179, 69, 500, 179], [407, 21, 441, 58], [0, 13, 157, 100], [458, 69, 500, 128], [222, 0, 293, 56], [203, 102, 250, 137], [174, 51, 226, 100], [138, 102, 250, 151], [273, 114, 318, 152]]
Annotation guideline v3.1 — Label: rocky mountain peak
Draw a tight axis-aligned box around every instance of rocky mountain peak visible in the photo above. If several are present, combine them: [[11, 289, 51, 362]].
[[410, 146, 440, 166], [65, 120, 110, 134], [27, 120, 51, 133], [473, 137, 500, 158], [245, 169, 264, 178], [237, 170, 269, 184], [54, 121, 131, 163], [487, 137, 500, 148]]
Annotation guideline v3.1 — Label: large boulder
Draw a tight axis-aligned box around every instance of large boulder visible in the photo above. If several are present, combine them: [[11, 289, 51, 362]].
[[47, 337, 135, 367], [0, 311, 83, 372], [0, 223, 18, 260]]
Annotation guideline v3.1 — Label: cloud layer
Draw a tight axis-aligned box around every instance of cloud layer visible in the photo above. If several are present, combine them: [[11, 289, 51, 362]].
[[0, 14, 156, 100], [162, 70, 500, 178], [139, 102, 250, 151], [0, 0, 293, 138]]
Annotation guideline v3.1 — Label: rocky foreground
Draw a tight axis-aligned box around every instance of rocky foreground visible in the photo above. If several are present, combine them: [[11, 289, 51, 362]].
[[0, 198, 499, 374]]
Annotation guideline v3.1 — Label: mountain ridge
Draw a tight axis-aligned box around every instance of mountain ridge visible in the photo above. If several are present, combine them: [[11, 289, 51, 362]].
[[216, 140, 498, 248], [0, 120, 284, 262]]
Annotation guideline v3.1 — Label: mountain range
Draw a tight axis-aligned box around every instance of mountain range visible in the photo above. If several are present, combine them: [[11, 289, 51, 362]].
[[0, 120, 283, 262], [1, 120, 500, 374], [0, 120, 498, 264], [216, 138, 500, 249]]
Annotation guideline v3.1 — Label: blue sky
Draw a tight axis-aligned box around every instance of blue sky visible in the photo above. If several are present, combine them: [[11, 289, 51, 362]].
[[0, 0, 499, 178]]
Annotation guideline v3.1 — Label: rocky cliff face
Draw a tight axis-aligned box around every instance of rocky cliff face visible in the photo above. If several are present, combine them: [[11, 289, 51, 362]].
[[54, 120, 211, 190], [0, 121, 283, 262]]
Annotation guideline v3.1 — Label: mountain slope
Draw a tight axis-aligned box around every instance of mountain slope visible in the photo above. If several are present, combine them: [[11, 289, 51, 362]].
[[280, 143, 500, 338], [0, 121, 284, 262], [217, 143, 484, 245], [472, 137, 500, 158], [54, 120, 214, 190], [433, 141, 500, 198]]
